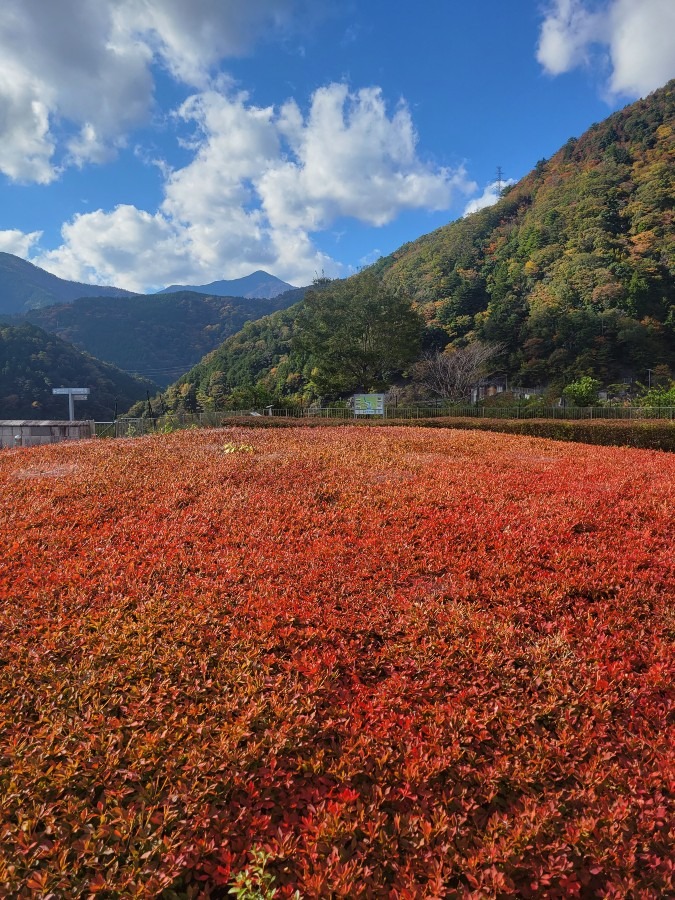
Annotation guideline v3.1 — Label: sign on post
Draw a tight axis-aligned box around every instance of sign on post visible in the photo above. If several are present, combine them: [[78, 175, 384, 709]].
[[52, 387, 90, 421], [353, 393, 385, 416]]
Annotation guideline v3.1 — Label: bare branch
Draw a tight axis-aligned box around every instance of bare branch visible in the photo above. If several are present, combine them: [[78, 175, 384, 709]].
[[412, 342, 504, 401]]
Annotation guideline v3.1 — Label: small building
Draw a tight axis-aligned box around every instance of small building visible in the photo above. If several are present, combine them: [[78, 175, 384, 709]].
[[471, 379, 544, 404], [471, 377, 509, 404], [0, 420, 96, 448]]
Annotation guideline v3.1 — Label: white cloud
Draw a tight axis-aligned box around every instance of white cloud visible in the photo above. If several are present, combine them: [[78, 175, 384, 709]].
[[116, 0, 306, 88], [1, 2, 474, 291], [0, 0, 306, 182], [0, 1, 153, 181], [0, 229, 43, 257], [463, 179, 515, 217], [606, 0, 675, 96], [537, 0, 675, 97], [36, 206, 193, 292], [36, 84, 471, 290], [67, 123, 122, 168], [259, 85, 475, 230], [537, 0, 600, 77], [0, 62, 56, 184]]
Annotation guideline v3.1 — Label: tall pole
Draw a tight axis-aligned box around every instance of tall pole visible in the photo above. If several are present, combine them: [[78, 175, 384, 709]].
[[52, 387, 89, 420]]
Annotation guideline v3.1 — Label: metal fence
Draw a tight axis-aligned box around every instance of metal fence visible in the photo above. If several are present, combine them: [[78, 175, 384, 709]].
[[101, 406, 675, 437]]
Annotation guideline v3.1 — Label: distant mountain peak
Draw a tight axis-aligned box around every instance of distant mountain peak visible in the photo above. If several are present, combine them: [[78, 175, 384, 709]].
[[0, 252, 136, 316], [158, 270, 295, 300]]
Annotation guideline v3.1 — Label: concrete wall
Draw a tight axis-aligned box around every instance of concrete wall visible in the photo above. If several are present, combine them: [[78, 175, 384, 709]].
[[0, 420, 96, 448]]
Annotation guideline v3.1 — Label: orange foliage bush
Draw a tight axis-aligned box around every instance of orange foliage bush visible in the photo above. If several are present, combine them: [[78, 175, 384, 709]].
[[0, 427, 673, 897]]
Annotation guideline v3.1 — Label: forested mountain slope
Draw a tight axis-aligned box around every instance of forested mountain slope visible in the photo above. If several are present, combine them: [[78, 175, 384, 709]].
[[158, 304, 305, 411], [0, 323, 157, 420], [0, 253, 135, 315], [25, 287, 305, 386], [141, 80, 675, 412], [375, 79, 674, 385]]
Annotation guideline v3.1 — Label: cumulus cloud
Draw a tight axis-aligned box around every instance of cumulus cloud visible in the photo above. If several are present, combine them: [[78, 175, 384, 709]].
[[537, 0, 599, 76], [537, 0, 675, 97], [259, 85, 475, 230], [0, 0, 306, 182], [0, 229, 43, 257], [117, 0, 306, 87], [463, 179, 515, 217], [605, 0, 675, 96], [0, 63, 56, 184], [2, 2, 473, 290], [37, 84, 472, 289], [36, 206, 193, 292]]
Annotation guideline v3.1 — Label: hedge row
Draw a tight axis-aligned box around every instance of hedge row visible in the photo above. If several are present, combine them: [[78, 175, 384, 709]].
[[215, 416, 675, 451], [405, 417, 675, 451]]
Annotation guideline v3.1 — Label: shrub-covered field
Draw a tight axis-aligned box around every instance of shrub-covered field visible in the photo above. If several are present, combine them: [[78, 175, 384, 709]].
[[157, 415, 675, 453], [1, 427, 673, 897]]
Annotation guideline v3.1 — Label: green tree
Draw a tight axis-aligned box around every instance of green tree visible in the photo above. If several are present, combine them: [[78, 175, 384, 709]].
[[563, 376, 601, 406], [294, 272, 423, 397], [639, 380, 675, 407]]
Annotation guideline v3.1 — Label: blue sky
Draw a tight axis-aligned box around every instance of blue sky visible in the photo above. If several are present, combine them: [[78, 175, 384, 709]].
[[0, 0, 673, 292]]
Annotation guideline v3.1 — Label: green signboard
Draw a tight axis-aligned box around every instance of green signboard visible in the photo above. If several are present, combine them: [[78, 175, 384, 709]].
[[353, 394, 385, 415]]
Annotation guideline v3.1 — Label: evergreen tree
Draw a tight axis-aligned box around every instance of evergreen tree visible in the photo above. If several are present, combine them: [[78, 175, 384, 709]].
[[294, 272, 423, 397]]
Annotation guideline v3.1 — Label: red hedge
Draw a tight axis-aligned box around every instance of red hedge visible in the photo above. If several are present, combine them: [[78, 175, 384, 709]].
[[0, 427, 673, 896]]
